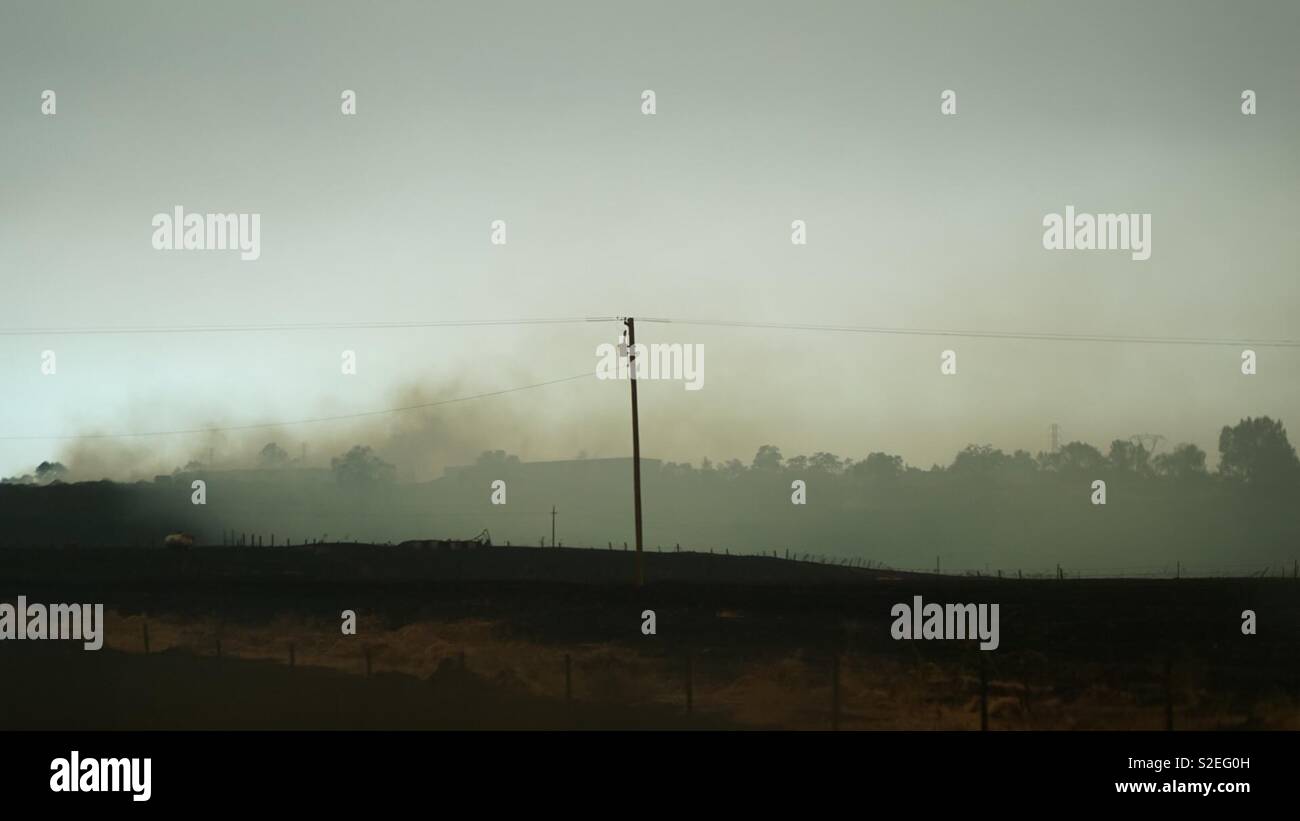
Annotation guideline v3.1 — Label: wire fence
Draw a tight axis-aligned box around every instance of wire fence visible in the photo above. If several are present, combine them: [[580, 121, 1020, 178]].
[[106, 611, 1300, 731], [200, 532, 1300, 581]]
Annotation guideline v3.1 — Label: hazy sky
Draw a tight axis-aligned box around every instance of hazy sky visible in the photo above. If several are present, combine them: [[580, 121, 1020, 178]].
[[2, 1, 1298, 480]]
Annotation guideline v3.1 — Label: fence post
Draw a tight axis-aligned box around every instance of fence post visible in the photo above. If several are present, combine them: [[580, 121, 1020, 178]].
[[1164, 658, 1174, 731], [565, 653, 572, 702], [686, 652, 694, 715], [142, 621, 150, 655], [831, 653, 841, 731], [979, 655, 989, 731]]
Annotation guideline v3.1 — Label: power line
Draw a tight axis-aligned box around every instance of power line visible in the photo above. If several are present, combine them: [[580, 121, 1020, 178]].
[[0, 372, 593, 441], [0, 317, 618, 337], [1, 315, 1295, 347], [640, 317, 1300, 348]]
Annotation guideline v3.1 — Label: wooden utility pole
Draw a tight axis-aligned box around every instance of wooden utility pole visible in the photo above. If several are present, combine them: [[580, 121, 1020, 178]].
[[626, 317, 645, 588], [551, 505, 557, 547]]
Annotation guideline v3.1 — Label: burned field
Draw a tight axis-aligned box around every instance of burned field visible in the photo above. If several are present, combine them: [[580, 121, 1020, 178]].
[[1, 543, 1297, 730]]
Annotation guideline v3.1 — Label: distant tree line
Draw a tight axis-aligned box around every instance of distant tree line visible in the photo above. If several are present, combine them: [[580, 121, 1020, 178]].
[[0, 460, 68, 486], [635, 416, 1298, 490], [8, 416, 1294, 492]]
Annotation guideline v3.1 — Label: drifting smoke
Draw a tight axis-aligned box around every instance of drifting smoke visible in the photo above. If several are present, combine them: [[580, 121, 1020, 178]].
[[42, 369, 630, 484]]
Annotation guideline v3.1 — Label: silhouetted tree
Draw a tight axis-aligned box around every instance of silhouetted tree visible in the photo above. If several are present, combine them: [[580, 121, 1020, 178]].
[[662, 461, 696, 479], [1004, 449, 1038, 477], [1107, 440, 1151, 475], [1218, 416, 1299, 486], [720, 458, 747, 479], [34, 461, 68, 484], [751, 445, 784, 471], [331, 445, 395, 487], [1153, 443, 1207, 479], [259, 442, 289, 469], [851, 452, 905, 481], [808, 452, 844, 474], [949, 444, 1007, 475], [1041, 441, 1106, 473], [476, 449, 521, 468]]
